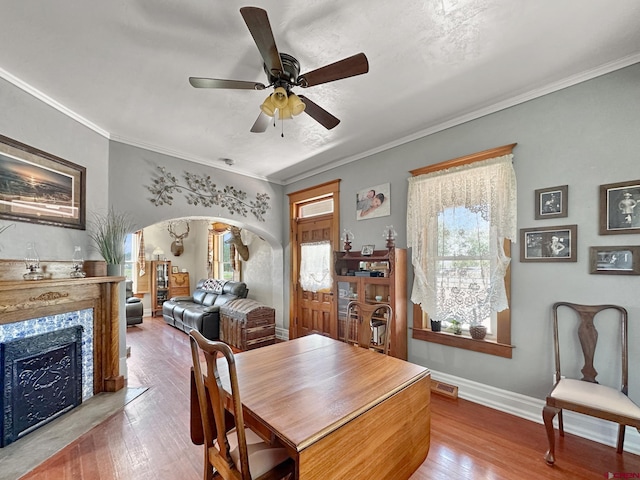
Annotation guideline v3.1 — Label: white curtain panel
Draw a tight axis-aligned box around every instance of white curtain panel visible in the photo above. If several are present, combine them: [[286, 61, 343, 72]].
[[299, 240, 333, 292], [407, 154, 517, 317]]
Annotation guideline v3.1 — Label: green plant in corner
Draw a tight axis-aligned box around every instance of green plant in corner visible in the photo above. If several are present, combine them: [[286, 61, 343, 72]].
[[88, 208, 134, 265]]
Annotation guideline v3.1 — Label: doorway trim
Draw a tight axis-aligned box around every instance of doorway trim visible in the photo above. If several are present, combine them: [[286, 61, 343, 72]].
[[288, 180, 341, 339]]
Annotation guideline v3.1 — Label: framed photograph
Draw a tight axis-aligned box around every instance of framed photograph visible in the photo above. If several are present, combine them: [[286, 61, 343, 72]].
[[535, 185, 568, 219], [589, 246, 640, 275], [0, 134, 85, 230], [520, 225, 578, 262], [171, 266, 179, 273], [361, 244, 375, 256], [599, 180, 640, 235], [356, 183, 390, 220]]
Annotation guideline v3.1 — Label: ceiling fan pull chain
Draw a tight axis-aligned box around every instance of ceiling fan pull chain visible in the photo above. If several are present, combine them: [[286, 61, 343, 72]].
[[281, 118, 285, 138]]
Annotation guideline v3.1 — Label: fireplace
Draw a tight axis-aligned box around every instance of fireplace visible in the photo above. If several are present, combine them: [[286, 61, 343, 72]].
[[0, 271, 124, 395], [1, 326, 83, 447]]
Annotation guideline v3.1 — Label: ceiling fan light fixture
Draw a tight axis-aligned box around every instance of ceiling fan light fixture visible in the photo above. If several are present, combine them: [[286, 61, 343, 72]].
[[287, 93, 306, 116], [278, 106, 293, 120], [271, 86, 288, 109], [260, 95, 276, 116]]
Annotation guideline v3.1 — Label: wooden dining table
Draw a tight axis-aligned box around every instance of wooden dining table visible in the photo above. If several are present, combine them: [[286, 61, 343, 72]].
[[190, 334, 431, 479]]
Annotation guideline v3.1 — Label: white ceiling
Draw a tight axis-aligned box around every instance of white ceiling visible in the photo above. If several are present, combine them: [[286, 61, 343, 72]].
[[1, 1, 639, 184]]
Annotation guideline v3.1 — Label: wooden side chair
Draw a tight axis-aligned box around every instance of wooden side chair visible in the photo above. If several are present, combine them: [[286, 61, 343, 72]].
[[345, 300, 393, 355], [543, 302, 640, 465], [189, 330, 294, 480]]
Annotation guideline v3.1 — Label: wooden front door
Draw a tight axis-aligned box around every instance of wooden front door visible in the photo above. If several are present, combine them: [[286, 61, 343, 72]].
[[294, 216, 336, 339]]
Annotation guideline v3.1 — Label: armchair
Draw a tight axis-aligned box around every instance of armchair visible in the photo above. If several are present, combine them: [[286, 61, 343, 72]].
[[125, 280, 143, 326]]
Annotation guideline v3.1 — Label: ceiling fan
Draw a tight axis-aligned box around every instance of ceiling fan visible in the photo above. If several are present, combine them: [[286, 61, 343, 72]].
[[189, 6, 369, 133]]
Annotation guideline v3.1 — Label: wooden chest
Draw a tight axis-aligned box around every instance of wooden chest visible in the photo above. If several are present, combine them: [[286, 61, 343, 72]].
[[220, 299, 276, 350]]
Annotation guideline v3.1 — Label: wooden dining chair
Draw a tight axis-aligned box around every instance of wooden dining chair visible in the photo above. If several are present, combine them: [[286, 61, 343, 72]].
[[189, 330, 295, 480], [345, 300, 393, 355], [543, 302, 640, 465]]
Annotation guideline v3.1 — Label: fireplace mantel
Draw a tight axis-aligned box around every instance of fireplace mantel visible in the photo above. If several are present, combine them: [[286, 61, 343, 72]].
[[0, 262, 125, 394]]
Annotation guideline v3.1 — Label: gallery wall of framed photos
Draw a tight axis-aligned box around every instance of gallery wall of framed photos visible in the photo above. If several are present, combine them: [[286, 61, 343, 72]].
[[521, 179, 640, 275]]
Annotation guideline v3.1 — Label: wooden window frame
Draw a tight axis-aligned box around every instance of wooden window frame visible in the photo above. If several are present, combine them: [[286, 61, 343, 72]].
[[410, 144, 516, 358]]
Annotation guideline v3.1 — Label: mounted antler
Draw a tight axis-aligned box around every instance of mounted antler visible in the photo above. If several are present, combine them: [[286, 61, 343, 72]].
[[168, 221, 190, 256], [226, 226, 249, 262]]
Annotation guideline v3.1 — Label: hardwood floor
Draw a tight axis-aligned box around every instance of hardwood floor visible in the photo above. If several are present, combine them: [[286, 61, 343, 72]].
[[20, 316, 640, 479]]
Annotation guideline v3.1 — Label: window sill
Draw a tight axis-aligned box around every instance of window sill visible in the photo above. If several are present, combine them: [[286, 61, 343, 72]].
[[412, 328, 514, 358]]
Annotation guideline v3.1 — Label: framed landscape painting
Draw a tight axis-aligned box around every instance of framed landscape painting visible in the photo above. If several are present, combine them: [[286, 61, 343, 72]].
[[599, 179, 640, 235], [0, 134, 85, 230], [520, 225, 577, 262]]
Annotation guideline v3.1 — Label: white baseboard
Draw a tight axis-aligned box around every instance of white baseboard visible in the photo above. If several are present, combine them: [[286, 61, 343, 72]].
[[429, 369, 640, 455], [275, 326, 289, 341], [120, 356, 128, 380]]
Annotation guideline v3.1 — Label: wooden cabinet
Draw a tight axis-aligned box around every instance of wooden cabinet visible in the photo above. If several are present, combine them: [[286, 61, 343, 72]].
[[170, 272, 190, 298], [151, 260, 171, 317], [333, 248, 407, 359]]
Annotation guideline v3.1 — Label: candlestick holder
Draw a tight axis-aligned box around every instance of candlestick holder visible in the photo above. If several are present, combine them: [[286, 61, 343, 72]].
[[23, 242, 45, 280], [70, 245, 86, 278], [342, 229, 354, 255], [383, 225, 397, 250]]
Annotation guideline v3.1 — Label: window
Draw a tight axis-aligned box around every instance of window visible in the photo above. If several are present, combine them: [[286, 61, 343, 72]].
[[124, 234, 134, 281], [434, 206, 497, 334], [208, 226, 238, 281], [299, 198, 333, 218], [407, 144, 517, 357], [219, 232, 234, 281]]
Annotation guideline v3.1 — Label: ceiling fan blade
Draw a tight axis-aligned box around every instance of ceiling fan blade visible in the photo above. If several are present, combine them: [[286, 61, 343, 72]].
[[189, 77, 266, 90], [298, 53, 369, 88], [298, 95, 340, 130], [240, 7, 284, 77], [250, 112, 270, 133]]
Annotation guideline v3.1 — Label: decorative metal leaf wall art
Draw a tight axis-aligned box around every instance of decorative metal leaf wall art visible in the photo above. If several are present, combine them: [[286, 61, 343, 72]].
[[146, 166, 271, 221]]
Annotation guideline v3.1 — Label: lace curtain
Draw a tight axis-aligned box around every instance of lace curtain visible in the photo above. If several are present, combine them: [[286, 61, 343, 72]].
[[407, 154, 517, 319], [299, 240, 332, 292]]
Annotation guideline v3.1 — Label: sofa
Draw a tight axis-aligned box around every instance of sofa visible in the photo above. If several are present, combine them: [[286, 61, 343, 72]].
[[162, 279, 248, 340], [125, 280, 144, 326]]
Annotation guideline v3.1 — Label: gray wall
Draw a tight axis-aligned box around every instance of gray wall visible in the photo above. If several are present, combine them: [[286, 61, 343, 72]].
[[107, 141, 284, 244], [284, 62, 640, 402], [0, 78, 109, 259]]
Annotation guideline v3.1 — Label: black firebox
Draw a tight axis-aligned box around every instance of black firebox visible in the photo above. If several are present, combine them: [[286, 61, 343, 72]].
[[1, 325, 83, 447]]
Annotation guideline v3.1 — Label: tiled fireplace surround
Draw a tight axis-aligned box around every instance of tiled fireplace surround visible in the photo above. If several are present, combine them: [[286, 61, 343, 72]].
[[0, 260, 125, 398]]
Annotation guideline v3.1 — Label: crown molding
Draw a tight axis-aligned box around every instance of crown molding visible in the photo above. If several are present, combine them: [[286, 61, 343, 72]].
[[0, 67, 110, 138]]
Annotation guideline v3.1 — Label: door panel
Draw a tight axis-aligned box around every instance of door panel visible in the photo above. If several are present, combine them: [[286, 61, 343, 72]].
[[295, 216, 335, 338]]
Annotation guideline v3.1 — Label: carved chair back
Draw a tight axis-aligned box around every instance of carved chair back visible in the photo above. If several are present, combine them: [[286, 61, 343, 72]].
[[346, 301, 393, 355]]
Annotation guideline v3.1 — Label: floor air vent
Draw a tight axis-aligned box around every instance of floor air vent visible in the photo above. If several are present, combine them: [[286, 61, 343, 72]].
[[430, 380, 458, 399]]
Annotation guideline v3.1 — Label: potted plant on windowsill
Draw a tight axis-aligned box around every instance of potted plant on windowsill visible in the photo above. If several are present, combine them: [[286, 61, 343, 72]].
[[469, 322, 487, 340], [88, 208, 134, 276], [448, 319, 463, 335], [430, 318, 441, 332]]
